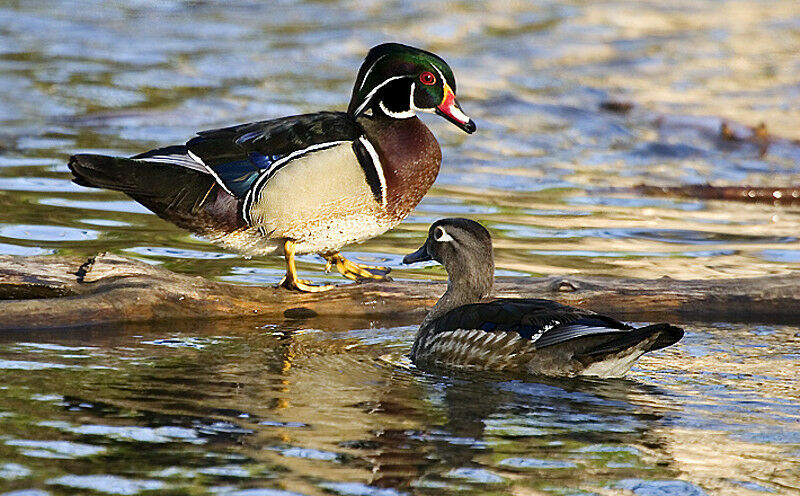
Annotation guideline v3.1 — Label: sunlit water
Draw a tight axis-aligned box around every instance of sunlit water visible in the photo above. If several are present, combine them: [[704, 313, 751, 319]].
[[1, 0, 800, 494], [0, 321, 799, 495]]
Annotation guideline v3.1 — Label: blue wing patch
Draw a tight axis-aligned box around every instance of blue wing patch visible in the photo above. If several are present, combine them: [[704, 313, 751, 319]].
[[480, 322, 497, 332], [199, 152, 279, 197], [185, 112, 362, 202]]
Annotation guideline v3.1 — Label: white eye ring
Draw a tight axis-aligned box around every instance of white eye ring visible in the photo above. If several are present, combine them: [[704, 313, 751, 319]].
[[434, 226, 454, 242]]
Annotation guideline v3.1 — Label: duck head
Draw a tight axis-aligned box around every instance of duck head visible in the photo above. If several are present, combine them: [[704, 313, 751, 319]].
[[348, 43, 476, 134], [403, 218, 494, 301]]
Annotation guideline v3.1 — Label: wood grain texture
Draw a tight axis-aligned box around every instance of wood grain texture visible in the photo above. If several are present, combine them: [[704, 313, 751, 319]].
[[1, 253, 797, 330]]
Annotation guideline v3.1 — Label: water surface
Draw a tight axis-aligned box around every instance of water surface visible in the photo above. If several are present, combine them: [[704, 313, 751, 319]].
[[1, 0, 799, 494]]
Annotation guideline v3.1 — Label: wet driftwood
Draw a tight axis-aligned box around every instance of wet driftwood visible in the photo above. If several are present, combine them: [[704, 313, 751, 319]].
[[1, 253, 798, 330], [630, 184, 800, 206]]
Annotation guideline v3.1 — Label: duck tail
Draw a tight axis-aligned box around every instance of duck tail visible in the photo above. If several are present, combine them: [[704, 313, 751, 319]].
[[639, 323, 684, 352], [68, 153, 243, 234], [580, 323, 684, 358], [69, 154, 141, 192]]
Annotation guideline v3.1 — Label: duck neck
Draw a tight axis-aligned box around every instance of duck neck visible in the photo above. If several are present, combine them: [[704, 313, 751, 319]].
[[422, 278, 489, 328], [413, 267, 493, 359]]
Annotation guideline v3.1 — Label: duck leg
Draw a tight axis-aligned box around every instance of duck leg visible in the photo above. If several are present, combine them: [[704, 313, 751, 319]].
[[278, 239, 336, 292], [323, 252, 391, 281]]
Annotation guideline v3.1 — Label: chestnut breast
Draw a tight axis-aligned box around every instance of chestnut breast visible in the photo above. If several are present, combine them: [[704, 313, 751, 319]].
[[358, 115, 442, 219]]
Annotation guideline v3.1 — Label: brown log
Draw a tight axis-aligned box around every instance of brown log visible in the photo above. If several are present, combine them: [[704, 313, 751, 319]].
[[1, 253, 798, 330], [629, 183, 800, 205]]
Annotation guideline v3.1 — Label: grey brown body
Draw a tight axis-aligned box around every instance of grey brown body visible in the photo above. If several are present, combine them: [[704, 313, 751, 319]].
[[404, 218, 684, 378]]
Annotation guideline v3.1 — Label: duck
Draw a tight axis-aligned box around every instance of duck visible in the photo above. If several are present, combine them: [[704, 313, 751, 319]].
[[68, 43, 476, 292], [402, 218, 684, 377]]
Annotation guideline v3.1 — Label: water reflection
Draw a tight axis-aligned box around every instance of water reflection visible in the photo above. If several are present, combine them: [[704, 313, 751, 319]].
[[1, 0, 800, 284], [0, 318, 798, 494]]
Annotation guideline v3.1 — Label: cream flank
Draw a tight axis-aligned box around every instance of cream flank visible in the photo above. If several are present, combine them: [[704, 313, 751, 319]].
[[246, 142, 395, 255], [241, 140, 350, 224]]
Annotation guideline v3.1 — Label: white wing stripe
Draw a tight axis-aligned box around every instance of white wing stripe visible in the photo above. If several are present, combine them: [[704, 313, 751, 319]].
[[241, 140, 350, 225], [187, 150, 234, 196]]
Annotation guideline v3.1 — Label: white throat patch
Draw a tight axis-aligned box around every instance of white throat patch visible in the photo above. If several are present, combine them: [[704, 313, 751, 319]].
[[378, 100, 415, 119]]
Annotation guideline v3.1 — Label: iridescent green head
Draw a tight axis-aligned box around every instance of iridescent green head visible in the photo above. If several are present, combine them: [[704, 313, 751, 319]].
[[347, 43, 476, 134]]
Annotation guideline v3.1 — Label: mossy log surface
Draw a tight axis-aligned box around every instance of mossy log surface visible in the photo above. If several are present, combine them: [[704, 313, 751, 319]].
[[1, 253, 798, 330]]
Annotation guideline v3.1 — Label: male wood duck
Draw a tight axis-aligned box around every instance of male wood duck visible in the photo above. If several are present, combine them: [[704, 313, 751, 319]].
[[403, 219, 684, 377], [69, 43, 475, 292]]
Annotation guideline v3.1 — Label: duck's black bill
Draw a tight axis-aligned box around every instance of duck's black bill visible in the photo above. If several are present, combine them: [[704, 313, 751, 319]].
[[402, 245, 432, 264]]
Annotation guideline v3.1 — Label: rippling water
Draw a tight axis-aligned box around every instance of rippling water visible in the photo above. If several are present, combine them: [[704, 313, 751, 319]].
[[1, 320, 799, 495], [1, 0, 799, 494]]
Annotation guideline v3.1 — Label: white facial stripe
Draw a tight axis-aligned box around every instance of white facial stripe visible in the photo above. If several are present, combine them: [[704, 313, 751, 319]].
[[358, 136, 387, 207], [431, 65, 446, 86], [188, 150, 235, 196], [434, 226, 454, 242], [357, 53, 390, 93], [353, 75, 406, 117]]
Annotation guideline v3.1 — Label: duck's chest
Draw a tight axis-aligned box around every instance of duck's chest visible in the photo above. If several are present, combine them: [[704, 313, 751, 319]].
[[358, 116, 442, 219], [240, 116, 440, 255]]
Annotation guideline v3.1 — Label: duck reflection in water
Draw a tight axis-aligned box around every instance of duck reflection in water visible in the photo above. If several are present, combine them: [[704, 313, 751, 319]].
[[358, 368, 680, 491]]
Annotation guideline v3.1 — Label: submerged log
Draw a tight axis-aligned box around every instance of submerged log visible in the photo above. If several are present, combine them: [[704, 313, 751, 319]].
[[1, 253, 798, 330], [628, 183, 800, 206], [600, 98, 800, 160]]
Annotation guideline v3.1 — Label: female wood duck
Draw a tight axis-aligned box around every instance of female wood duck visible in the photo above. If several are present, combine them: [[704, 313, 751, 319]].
[[402, 219, 684, 377], [69, 43, 475, 292]]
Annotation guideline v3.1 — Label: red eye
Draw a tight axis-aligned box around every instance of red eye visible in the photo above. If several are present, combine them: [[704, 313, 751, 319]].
[[419, 71, 436, 85]]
